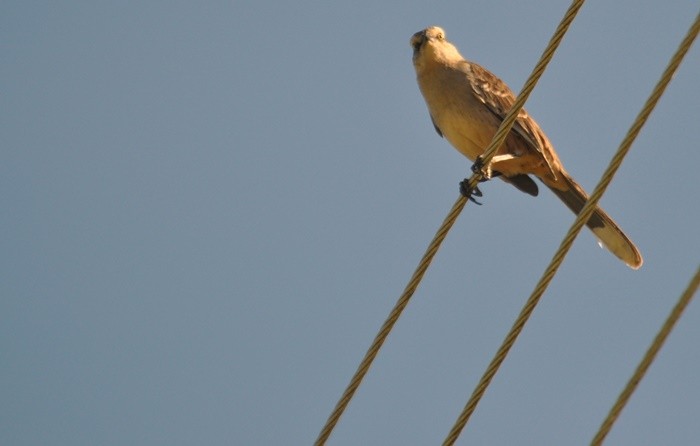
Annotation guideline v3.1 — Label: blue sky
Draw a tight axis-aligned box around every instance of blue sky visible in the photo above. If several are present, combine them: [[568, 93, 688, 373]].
[[2, 1, 699, 445]]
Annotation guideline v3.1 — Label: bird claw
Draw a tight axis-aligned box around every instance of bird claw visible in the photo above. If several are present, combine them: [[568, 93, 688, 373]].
[[470, 156, 502, 181], [459, 180, 483, 205], [471, 156, 489, 177]]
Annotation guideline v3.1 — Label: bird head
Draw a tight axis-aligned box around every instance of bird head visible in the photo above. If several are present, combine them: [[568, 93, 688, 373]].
[[410, 26, 463, 68]]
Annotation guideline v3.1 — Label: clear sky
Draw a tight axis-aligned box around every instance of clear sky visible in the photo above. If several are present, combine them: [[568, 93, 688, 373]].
[[2, 1, 699, 445]]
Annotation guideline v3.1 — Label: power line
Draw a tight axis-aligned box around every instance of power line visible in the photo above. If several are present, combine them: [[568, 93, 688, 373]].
[[314, 1, 587, 443], [591, 266, 700, 445], [314, 6, 698, 446], [443, 11, 700, 445]]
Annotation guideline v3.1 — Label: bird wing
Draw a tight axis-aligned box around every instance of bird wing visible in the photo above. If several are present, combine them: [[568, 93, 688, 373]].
[[465, 61, 558, 179]]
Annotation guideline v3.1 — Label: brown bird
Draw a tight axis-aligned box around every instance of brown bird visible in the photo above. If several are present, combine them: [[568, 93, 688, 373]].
[[411, 26, 642, 269]]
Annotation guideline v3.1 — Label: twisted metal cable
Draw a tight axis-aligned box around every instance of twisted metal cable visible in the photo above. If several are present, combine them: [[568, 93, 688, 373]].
[[591, 266, 700, 446], [590, 16, 700, 444], [463, 0, 586, 196], [314, 1, 586, 444], [443, 11, 700, 446], [314, 197, 467, 446]]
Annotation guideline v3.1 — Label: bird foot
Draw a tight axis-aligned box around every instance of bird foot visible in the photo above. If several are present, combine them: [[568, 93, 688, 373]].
[[471, 156, 490, 178], [470, 156, 503, 180], [459, 180, 483, 205]]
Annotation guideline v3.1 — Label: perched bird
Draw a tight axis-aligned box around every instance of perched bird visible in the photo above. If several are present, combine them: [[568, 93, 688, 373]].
[[411, 26, 642, 269]]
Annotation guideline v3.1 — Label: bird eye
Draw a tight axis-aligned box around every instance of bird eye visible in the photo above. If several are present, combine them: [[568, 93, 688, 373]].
[[436, 32, 444, 40]]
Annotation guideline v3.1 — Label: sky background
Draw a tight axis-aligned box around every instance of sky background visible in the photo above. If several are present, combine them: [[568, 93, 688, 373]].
[[2, 1, 699, 445]]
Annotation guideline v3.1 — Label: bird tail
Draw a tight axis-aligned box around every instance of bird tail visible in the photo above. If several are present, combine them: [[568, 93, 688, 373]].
[[546, 172, 643, 269]]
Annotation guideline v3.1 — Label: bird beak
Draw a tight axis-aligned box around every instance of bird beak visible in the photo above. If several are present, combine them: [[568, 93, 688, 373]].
[[411, 30, 427, 56]]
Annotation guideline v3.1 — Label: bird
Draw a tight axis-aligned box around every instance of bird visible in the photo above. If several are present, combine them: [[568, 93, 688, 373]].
[[410, 26, 642, 269]]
